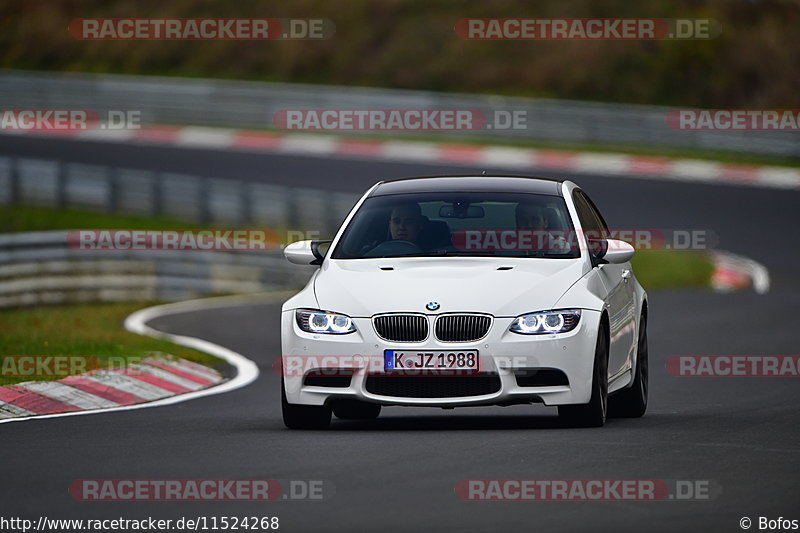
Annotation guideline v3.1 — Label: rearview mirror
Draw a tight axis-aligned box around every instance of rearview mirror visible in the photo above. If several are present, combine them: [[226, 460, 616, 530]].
[[439, 204, 485, 218]]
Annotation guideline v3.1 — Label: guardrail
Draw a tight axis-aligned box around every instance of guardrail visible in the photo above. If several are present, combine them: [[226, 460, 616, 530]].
[[1, 70, 797, 157], [0, 154, 354, 308], [0, 156, 358, 230], [0, 230, 316, 308]]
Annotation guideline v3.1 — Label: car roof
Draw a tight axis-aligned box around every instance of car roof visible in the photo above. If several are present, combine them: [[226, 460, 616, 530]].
[[370, 175, 564, 197]]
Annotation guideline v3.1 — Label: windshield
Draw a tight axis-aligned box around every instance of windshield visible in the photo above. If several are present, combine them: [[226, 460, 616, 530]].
[[331, 192, 580, 259]]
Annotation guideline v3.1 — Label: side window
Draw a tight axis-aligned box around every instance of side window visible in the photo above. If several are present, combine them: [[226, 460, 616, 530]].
[[572, 190, 598, 232], [572, 190, 608, 239], [581, 191, 610, 237]]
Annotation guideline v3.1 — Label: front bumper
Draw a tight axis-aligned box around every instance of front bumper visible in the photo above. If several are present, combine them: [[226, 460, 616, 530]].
[[280, 309, 601, 407]]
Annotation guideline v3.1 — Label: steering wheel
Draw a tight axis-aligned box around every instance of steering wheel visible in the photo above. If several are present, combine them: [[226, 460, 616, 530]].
[[364, 240, 422, 257]]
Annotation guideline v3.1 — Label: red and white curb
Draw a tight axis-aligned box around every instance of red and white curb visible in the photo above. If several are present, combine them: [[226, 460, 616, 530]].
[[0, 356, 223, 419], [3, 126, 799, 190], [711, 250, 770, 294], [0, 295, 261, 424]]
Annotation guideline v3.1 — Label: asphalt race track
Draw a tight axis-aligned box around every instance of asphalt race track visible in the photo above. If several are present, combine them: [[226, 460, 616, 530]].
[[3, 135, 799, 532]]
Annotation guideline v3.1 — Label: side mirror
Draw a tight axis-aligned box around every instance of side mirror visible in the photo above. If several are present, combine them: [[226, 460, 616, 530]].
[[284, 240, 331, 265], [602, 239, 635, 264]]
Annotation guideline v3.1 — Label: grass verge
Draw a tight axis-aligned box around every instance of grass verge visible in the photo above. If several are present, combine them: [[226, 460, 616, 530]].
[[0, 205, 206, 233], [0, 302, 223, 387], [631, 250, 714, 290]]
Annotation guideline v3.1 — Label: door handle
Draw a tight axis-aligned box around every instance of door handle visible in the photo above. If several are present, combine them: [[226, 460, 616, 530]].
[[621, 269, 631, 282]]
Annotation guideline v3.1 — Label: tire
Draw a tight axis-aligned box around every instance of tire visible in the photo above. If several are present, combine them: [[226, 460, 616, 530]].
[[558, 323, 608, 428], [609, 312, 648, 418], [332, 399, 382, 420], [281, 380, 331, 429]]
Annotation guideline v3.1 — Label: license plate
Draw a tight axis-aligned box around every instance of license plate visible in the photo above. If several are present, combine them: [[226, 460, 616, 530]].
[[384, 350, 479, 371]]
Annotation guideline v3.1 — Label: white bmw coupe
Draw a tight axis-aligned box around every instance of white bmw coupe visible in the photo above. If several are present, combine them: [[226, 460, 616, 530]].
[[281, 175, 648, 428]]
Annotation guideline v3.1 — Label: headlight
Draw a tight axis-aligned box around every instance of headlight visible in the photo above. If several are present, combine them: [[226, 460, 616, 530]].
[[296, 309, 357, 335], [510, 309, 581, 335]]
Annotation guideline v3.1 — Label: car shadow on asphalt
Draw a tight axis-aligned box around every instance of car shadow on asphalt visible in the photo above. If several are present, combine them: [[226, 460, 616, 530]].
[[330, 414, 571, 431], [322, 410, 672, 431]]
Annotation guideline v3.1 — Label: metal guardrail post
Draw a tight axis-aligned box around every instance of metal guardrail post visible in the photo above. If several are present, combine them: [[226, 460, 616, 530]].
[[287, 187, 300, 232], [240, 180, 253, 226], [108, 167, 119, 213], [152, 172, 163, 217], [325, 197, 340, 240], [55, 161, 67, 209], [9, 157, 20, 206], [198, 176, 211, 224]]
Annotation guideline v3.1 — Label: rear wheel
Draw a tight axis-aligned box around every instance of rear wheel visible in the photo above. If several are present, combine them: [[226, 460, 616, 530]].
[[281, 380, 331, 429], [332, 399, 382, 420], [559, 324, 608, 427], [609, 312, 648, 418]]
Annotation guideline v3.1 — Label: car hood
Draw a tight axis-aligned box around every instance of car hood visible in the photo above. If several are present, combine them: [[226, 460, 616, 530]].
[[313, 257, 587, 317]]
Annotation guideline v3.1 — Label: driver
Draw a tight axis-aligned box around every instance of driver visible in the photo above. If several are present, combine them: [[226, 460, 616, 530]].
[[515, 203, 550, 231], [389, 203, 425, 244]]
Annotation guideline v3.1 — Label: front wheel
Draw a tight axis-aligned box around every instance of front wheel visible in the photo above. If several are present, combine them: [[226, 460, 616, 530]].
[[558, 324, 608, 427], [281, 380, 331, 429], [609, 312, 648, 418]]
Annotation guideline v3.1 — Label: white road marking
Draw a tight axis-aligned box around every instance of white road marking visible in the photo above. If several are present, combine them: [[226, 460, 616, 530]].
[[176, 126, 235, 149], [78, 129, 137, 142], [280, 134, 338, 155], [380, 141, 439, 161], [574, 154, 631, 175], [0, 293, 265, 424], [479, 146, 533, 168], [668, 160, 722, 182]]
